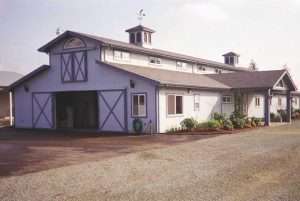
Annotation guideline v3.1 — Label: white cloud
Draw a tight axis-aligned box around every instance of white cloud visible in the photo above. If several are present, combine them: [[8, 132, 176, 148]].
[[181, 2, 229, 21]]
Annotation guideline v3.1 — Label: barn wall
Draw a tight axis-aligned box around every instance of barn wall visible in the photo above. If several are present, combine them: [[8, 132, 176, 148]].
[[158, 88, 226, 133], [13, 36, 157, 132], [0, 91, 10, 118]]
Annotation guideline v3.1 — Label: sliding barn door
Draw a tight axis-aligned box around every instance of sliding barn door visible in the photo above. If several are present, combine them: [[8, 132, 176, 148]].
[[98, 90, 127, 132], [32, 93, 54, 129]]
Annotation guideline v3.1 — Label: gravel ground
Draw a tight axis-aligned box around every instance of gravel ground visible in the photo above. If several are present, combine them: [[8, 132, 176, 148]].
[[1, 122, 300, 201]]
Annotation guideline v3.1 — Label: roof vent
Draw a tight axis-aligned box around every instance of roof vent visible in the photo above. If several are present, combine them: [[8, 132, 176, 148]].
[[126, 25, 155, 48], [222, 52, 240, 66]]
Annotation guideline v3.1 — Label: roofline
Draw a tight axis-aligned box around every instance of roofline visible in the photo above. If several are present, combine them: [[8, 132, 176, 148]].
[[159, 84, 230, 91], [38, 30, 250, 72], [9, 65, 50, 90], [272, 70, 298, 91], [96, 61, 160, 85]]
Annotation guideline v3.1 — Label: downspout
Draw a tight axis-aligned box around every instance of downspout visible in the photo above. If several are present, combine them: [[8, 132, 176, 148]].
[[155, 85, 160, 133]]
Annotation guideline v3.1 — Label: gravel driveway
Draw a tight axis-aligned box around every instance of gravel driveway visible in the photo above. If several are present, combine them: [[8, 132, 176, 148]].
[[1, 122, 300, 201]]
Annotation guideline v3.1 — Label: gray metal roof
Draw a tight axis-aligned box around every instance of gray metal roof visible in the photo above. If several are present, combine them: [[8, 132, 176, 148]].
[[0, 71, 23, 87], [101, 62, 296, 91], [206, 70, 296, 90], [38, 30, 251, 72], [125, 25, 155, 33], [101, 62, 230, 90]]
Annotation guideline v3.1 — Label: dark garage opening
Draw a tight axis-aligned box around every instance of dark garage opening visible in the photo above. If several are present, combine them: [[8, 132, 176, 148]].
[[56, 91, 98, 129]]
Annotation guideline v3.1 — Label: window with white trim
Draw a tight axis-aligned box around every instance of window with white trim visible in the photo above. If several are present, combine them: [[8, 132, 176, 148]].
[[278, 97, 282, 106], [222, 95, 232, 104], [255, 97, 261, 107], [167, 95, 183, 115], [132, 94, 146, 117], [149, 57, 161, 65], [194, 94, 200, 111], [176, 61, 187, 70], [113, 50, 130, 61]]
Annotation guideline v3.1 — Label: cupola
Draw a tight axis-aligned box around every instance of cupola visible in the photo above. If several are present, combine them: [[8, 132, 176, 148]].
[[125, 25, 155, 48], [222, 52, 240, 66]]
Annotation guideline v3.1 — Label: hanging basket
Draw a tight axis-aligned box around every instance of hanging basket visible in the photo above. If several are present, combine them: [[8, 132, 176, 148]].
[[133, 118, 143, 133]]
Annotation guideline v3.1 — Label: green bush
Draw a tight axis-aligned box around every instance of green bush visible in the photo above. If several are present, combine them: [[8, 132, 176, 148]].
[[230, 111, 246, 129], [277, 110, 288, 122], [223, 119, 233, 130], [271, 113, 281, 122], [180, 118, 198, 130], [251, 117, 261, 125], [207, 120, 221, 129], [212, 112, 226, 125]]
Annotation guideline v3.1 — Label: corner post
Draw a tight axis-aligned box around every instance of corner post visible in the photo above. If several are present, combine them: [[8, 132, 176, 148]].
[[264, 89, 271, 126], [287, 91, 292, 123]]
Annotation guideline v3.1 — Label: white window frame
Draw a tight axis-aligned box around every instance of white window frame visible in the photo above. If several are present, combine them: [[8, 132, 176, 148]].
[[176, 61, 187, 70], [113, 50, 130, 61], [278, 97, 282, 106], [149, 57, 161, 65], [167, 94, 184, 116], [255, 97, 261, 107], [194, 94, 200, 111], [222, 95, 232, 104], [131, 93, 147, 117]]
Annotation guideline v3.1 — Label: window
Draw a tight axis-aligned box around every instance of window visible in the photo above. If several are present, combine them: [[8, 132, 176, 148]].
[[167, 95, 183, 115], [61, 51, 87, 82], [197, 64, 206, 71], [149, 57, 161, 65], [113, 50, 130, 61], [144, 32, 148, 43], [194, 95, 200, 111], [149, 33, 152, 44], [132, 94, 146, 117], [215, 69, 222, 74], [137, 32, 142, 43], [130, 33, 135, 43], [278, 97, 282, 106], [176, 61, 186, 69], [255, 97, 261, 107], [64, 37, 85, 49], [222, 96, 232, 104]]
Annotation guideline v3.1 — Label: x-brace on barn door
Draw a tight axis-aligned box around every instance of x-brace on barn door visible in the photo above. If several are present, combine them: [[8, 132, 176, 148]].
[[98, 89, 127, 132], [32, 93, 54, 129]]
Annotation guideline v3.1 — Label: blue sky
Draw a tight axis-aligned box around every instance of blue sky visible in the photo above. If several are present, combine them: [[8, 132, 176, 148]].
[[1, 0, 300, 87]]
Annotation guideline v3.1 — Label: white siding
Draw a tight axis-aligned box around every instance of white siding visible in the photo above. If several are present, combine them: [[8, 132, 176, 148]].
[[158, 88, 224, 132]]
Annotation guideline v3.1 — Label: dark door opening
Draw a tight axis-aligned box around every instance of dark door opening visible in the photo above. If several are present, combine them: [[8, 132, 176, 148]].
[[56, 91, 98, 129]]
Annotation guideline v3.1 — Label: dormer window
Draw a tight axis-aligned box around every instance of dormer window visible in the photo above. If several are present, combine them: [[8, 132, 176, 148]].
[[130, 33, 135, 44], [149, 57, 161, 65]]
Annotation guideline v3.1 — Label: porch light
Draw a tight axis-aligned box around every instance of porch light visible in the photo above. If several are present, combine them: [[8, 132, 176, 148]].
[[130, 79, 135, 88]]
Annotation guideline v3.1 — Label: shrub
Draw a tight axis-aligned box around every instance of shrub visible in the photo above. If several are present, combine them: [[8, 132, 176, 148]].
[[207, 120, 221, 129], [230, 111, 246, 129], [251, 117, 261, 126], [244, 118, 252, 128], [212, 112, 226, 126], [271, 113, 281, 122], [277, 110, 288, 122], [223, 119, 234, 130], [180, 118, 198, 130]]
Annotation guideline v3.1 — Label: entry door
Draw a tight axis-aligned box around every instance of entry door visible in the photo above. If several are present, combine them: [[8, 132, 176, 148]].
[[98, 90, 127, 132], [32, 93, 54, 128]]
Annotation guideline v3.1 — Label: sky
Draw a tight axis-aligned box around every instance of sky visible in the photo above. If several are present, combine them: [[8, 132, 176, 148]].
[[1, 0, 300, 87]]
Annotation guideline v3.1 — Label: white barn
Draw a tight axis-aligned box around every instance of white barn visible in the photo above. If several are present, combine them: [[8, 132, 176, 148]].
[[9, 25, 299, 133]]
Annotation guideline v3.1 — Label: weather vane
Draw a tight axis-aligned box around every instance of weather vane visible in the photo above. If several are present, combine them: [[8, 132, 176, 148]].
[[137, 9, 146, 25]]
